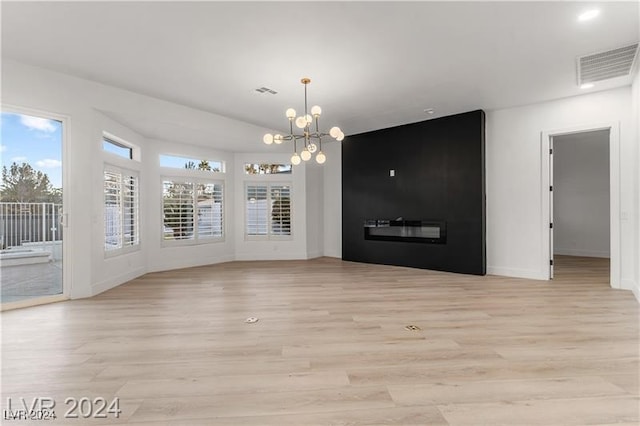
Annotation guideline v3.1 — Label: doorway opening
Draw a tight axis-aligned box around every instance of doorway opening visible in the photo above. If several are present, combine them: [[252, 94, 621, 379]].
[[542, 123, 620, 289], [551, 130, 610, 284], [0, 107, 69, 309]]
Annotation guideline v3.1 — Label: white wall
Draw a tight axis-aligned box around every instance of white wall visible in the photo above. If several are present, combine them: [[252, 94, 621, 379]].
[[145, 139, 236, 273], [553, 130, 610, 258], [3, 59, 325, 299], [322, 141, 342, 258], [323, 88, 637, 292], [93, 112, 148, 295], [233, 153, 309, 261], [486, 87, 636, 288], [306, 162, 324, 259], [1, 59, 259, 298], [4, 58, 638, 301], [3, 60, 121, 298], [632, 66, 640, 302]]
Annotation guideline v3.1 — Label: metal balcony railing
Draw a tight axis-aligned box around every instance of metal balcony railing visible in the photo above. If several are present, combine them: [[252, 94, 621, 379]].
[[0, 203, 63, 249]]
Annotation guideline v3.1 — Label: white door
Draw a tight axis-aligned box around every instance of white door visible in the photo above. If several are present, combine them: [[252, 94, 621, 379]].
[[549, 137, 554, 279], [0, 109, 67, 308]]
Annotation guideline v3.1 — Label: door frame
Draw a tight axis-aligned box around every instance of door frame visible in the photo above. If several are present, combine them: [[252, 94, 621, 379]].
[[541, 122, 620, 288], [1, 104, 72, 310]]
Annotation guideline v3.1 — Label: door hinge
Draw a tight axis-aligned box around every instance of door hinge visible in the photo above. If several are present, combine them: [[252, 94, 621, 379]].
[[550, 185, 553, 191], [549, 223, 553, 229], [550, 259, 554, 266], [549, 148, 553, 154]]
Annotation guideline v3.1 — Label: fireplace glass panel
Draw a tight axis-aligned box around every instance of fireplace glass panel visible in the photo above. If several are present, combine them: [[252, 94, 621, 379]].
[[364, 220, 446, 244]]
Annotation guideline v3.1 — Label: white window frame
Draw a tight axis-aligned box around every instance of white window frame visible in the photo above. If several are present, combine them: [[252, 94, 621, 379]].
[[103, 165, 140, 257], [1, 104, 71, 307], [159, 153, 225, 173], [161, 176, 225, 247], [103, 131, 141, 162], [244, 181, 292, 241]]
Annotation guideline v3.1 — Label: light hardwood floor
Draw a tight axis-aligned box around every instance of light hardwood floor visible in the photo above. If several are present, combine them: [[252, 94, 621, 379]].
[[1, 257, 638, 425]]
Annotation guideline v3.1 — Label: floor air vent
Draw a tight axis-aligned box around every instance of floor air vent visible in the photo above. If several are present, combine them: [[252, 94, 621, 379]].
[[577, 42, 639, 85]]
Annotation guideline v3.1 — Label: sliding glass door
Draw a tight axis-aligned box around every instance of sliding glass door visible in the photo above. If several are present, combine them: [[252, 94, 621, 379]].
[[1, 110, 65, 307]]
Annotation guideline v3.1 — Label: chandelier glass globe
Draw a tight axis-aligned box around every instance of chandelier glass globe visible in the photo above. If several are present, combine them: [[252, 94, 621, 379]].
[[262, 78, 344, 166]]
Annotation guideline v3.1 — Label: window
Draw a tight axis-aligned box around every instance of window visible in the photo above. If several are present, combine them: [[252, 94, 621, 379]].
[[245, 183, 291, 238], [160, 154, 224, 173], [104, 168, 139, 252], [162, 179, 223, 243], [196, 182, 224, 239], [103, 137, 133, 159], [244, 163, 292, 175], [246, 185, 268, 236], [270, 185, 291, 235]]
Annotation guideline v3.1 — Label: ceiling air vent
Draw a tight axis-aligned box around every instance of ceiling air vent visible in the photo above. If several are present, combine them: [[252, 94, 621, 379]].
[[577, 43, 639, 85], [255, 86, 277, 95]]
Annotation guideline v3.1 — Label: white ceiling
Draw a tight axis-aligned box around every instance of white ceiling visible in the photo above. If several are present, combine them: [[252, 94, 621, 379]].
[[2, 1, 639, 152]]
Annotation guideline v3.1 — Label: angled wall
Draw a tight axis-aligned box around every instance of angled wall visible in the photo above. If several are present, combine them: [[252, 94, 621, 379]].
[[342, 110, 486, 275]]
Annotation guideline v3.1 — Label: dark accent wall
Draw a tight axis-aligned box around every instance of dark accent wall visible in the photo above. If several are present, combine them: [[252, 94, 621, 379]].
[[342, 110, 486, 275]]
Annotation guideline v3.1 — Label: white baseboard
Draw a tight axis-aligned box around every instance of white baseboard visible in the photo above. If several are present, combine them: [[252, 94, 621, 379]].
[[306, 251, 323, 259], [323, 249, 342, 258], [554, 248, 610, 258], [620, 279, 640, 303], [91, 266, 146, 296], [487, 266, 547, 280]]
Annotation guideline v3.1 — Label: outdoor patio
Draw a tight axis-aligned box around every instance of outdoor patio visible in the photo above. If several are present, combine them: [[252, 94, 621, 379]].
[[0, 202, 63, 304], [0, 260, 62, 303]]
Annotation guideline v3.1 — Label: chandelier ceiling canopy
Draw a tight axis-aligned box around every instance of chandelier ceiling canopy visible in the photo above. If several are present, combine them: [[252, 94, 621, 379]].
[[263, 78, 344, 165]]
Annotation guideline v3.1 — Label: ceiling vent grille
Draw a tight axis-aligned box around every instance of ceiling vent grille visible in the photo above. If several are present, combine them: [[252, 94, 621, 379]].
[[255, 86, 277, 95], [577, 43, 639, 85]]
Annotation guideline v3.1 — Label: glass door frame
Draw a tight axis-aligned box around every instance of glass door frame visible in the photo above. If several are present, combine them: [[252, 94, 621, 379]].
[[1, 104, 71, 310]]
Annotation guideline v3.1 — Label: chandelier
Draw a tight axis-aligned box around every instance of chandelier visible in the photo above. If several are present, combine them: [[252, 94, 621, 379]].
[[263, 77, 344, 165]]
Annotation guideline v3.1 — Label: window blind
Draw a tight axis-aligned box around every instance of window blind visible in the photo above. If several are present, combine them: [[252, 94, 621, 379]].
[[104, 169, 139, 251], [163, 180, 195, 240], [270, 185, 291, 236], [246, 184, 268, 236], [197, 182, 223, 238]]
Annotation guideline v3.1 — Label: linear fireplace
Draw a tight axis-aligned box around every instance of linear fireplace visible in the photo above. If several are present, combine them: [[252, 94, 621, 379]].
[[364, 219, 446, 244]]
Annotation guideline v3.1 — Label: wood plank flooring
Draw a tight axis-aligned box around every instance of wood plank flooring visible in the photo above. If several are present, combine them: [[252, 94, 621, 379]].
[[1, 256, 638, 425]]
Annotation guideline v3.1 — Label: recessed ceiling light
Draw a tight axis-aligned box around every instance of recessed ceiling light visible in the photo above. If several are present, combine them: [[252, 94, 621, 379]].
[[424, 108, 435, 114], [580, 83, 595, 89], [578, 9, 600, 22]]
